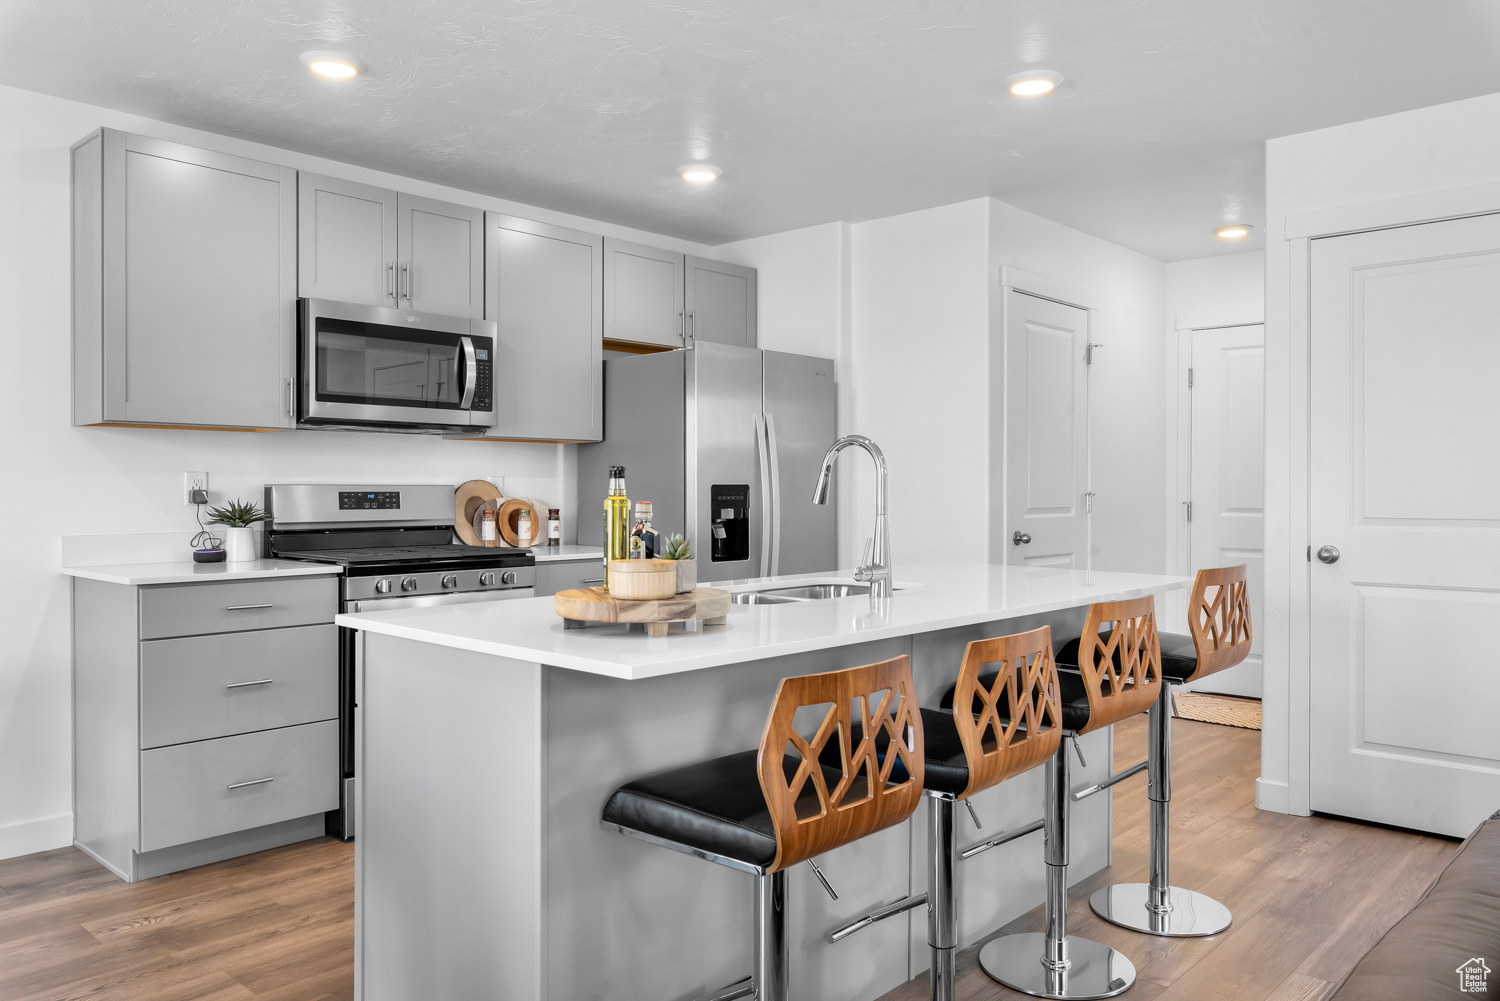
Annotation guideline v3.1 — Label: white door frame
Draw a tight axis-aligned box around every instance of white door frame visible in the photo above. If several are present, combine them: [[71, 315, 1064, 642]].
[[1266, 183, 1500, 817], [991, 266, 1097, 568]]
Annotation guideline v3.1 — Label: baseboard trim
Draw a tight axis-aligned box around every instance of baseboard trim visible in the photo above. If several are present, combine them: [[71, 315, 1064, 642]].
[[133, 814, 326, 882], [0, 813, 72, 861], [1254, 777, 1307, 815]]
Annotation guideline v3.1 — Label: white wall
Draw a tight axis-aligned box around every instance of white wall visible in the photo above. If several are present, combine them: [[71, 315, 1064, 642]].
[[987, 200, 1169, 576], [1261, 91, 1500, 815], [0, 83, 715, 859]]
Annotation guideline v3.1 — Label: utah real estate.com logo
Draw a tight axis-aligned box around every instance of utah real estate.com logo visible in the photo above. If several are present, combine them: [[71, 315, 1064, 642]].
[[1458, 957, 1490, 993]]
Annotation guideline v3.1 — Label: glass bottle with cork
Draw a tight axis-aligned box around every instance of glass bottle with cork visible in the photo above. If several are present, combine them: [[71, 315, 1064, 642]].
[[546, 508, 561, 548], [602, 466, 630, 591]]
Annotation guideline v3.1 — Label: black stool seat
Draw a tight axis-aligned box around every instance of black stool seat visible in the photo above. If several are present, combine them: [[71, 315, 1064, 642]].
[[916, 707, 970, 796], [602, 749, 780, 869], [940, 671, 1092, 734], [1056, 631, 1197, 683]]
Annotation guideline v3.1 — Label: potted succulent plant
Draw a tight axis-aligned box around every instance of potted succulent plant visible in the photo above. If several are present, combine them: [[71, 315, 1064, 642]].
[[660, 533, 695, 593], [207, 498, 267, 563]]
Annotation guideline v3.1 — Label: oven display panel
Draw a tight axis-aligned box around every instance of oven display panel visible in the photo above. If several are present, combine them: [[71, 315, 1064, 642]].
[[340, 491, 401, 510]]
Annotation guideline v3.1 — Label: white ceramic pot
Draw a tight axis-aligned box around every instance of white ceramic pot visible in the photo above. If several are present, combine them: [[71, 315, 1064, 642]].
[[222, 525, 261, 563], [674, 558, 697, 594]]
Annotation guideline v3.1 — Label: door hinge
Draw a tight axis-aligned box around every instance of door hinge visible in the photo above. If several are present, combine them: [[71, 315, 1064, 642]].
[[1184, 500, 1192, 523], [1085, 491, 1096, 513], [1307, 545, 1311, 562], [1187, 367, 1194, 389], [1085, 342, 1103, 365]]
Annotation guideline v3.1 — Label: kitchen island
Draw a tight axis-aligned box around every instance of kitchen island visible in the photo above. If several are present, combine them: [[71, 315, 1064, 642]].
[[337, 562, 1189, 1001]]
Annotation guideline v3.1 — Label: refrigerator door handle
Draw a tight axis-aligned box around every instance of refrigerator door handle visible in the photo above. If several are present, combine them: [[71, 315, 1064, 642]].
[[765, 411, 783, 578], [755, 410, 773, 578]]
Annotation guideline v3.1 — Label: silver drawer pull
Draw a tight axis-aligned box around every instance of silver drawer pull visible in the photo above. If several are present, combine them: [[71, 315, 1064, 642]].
[[227, 776, 275, 790], [225, 679, 274, 689], [582, 578, 605, 584], [225, 603, 274, 611]]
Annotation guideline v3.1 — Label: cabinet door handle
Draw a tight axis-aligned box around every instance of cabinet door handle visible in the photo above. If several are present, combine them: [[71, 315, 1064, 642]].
[[582, 578, 605, 585], [224, 603, 274, 611], [401, 263, 411, 301], [227, 776, 275, 790], [285, 376, 295, 419], [677, 310, 684, 336], [686, 310, 694, 339], [386, 261, 397, 300], [226, 678, 274, 689]]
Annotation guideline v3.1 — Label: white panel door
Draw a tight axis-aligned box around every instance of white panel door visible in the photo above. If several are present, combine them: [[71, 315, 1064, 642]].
[[1310, 213, 1500, 837], [1189, 324, 1265, 697], [1005, 290, 1089, 569]]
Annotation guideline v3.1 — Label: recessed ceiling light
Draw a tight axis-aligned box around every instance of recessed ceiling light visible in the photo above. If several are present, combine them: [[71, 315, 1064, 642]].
[[300, 51, 364, 80], [1007, 70, 1063, 97], [679, 164, 722, 185], [1215, 224, 1253, 241]]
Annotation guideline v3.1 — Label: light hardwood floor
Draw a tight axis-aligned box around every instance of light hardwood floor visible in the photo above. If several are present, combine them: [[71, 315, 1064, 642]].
[[0, 716, 1456, 1001]]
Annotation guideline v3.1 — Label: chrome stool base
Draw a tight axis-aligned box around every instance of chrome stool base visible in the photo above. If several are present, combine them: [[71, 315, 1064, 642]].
[[1089, 883, 1231, 937], [978, 933, 1136, 1000]]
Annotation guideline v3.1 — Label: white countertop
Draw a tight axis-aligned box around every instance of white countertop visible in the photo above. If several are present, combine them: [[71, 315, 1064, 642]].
[[61, 559, 343, 586], [530, 545, 603, 563], [336, 562, 1191, 681]]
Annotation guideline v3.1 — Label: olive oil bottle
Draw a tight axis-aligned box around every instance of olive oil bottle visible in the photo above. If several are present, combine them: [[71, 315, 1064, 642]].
[[602, 465, 631, 591]]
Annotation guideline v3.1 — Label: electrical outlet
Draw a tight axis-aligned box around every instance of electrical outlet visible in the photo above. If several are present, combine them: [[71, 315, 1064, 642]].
[[184, 471, 208, 505]]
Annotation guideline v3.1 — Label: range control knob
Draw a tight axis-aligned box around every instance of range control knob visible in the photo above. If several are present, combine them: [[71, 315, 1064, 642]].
[[401, 576, 419, 592], [441, 574, 459, 589], [374, 579, 392, 595], [501, 570, 519, 586], [479, 572, 496, 586]]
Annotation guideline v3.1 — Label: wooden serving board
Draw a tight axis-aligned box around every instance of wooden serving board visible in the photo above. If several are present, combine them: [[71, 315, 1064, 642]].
[[554, 587, 730, 637]]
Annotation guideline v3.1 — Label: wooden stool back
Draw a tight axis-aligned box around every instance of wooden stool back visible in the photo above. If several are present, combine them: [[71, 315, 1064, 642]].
[[756, 655, 924, 873], [951, 626, 1063, 800], [1073, 595, 1163, 734], [1184, 564, 1253, 682]]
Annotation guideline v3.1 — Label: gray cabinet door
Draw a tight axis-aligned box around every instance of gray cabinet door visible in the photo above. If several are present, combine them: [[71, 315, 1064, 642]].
[[101, 131, 297, 428], [399, 192, 484, 320], [535, 560, 607, 597], [485, 213, 603, 442], [686, 256, 757, 348], [603, 238, 684, 347], [298, 172, 399, 308]]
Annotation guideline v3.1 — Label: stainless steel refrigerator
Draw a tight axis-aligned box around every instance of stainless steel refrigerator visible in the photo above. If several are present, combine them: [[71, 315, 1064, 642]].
[[578, 342, 837, 582]]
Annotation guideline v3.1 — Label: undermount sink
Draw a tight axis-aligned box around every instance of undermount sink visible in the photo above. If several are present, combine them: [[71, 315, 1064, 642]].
[[729, 582, 899, 604]]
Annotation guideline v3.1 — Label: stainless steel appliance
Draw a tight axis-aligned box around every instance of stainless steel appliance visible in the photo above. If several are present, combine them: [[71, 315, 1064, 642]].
[[578, 342, 837, 582], [298, 298, 497, 433], [265, 483, 536, 839]]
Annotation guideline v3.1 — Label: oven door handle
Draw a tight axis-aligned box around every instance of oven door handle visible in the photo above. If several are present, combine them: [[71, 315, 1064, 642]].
[[459, 336, 478, 411]]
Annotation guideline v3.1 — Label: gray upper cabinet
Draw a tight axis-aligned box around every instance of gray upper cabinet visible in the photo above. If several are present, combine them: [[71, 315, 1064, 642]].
[[297, 173, 398, 308], [485, 213, 603, 442], [298, 173, 483, 320], [400, 193, 484, 319], [603, 238, 685, 348], [72, 129, 297, 429], [686, 256, 757, 348]]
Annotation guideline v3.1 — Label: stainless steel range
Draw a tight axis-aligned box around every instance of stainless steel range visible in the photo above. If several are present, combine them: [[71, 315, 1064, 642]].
[[265, 483, 536, 839]]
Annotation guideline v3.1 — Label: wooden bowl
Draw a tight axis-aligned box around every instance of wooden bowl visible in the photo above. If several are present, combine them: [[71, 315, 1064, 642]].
[[607, 559, 677, 600]]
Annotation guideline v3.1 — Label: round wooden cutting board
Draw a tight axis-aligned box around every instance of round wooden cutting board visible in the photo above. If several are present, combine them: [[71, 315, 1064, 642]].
[[554, 586, 730, 637], [454, 480, 502, 546]]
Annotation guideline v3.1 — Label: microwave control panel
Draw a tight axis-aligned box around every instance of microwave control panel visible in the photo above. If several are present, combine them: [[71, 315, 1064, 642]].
[[473, 345, 492, 412]]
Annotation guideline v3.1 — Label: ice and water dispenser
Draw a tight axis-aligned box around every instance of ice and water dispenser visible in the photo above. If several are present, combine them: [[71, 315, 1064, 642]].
[[709, 484, 749, 563]]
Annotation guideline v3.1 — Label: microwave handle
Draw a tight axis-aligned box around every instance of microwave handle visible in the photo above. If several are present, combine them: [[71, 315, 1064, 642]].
[[459, 336, 477, 411]]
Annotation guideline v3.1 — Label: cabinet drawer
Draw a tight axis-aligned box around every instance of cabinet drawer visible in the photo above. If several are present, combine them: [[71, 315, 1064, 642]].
[[139, 576, 337, 639], [140, 625, 338, 748], [140, 720, 338, 852], [536, 560, 605, 597]]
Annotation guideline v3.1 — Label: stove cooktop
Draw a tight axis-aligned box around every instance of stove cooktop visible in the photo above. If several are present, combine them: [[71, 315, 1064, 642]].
[[277, 543, 535, 571]]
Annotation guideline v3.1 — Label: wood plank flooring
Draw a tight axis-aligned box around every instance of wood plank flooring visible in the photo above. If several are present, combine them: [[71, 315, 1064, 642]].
[[876, 714, 1458, 1001], [0, 715, 1456, 1001]]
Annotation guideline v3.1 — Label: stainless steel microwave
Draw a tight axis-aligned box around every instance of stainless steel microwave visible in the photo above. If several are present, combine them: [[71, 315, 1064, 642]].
[[298, 299, 497, 433]]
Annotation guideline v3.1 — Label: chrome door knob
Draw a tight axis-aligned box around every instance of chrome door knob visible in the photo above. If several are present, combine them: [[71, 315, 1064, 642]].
[[374, 579, 392, 594], [479, 572, 496, 586], [501, 570, 519, 585], [1317, 545, 1340, 564], [401, 576, 419, 592], [441, 574, 458, 589], [1012, 531, 1032, 546]]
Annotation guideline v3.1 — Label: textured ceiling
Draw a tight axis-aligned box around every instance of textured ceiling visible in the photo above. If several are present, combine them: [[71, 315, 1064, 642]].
[[3, 1, 1500, 261]]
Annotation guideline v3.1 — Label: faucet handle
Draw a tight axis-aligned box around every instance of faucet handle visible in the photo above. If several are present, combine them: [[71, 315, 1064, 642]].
[[853, 538, 873, 581]]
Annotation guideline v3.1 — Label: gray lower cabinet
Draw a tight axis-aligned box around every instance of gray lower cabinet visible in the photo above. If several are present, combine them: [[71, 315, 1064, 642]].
[[535, 559, 607, 597], [72, 128, 298, 429], [603, 238, 685, 348], [485, 213, 604, 441], [687, 255, 757, 347], [73, 573, 340, 882]]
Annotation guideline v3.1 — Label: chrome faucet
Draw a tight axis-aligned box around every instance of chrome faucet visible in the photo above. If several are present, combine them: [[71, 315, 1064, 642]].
[[811, 434, 892, 598]]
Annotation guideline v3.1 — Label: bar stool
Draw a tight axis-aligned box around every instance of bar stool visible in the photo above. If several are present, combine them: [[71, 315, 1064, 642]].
[[980, 595, 1163, 1000], [920, 625, 1062, 1001], [1075, 565, 1251, 938], [601, 655, 925, 1001]]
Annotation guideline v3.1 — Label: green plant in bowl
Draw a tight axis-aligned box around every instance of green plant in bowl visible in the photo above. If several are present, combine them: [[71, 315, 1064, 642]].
[[661, 534, 691, 560], [206, 498, 266, 528]]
